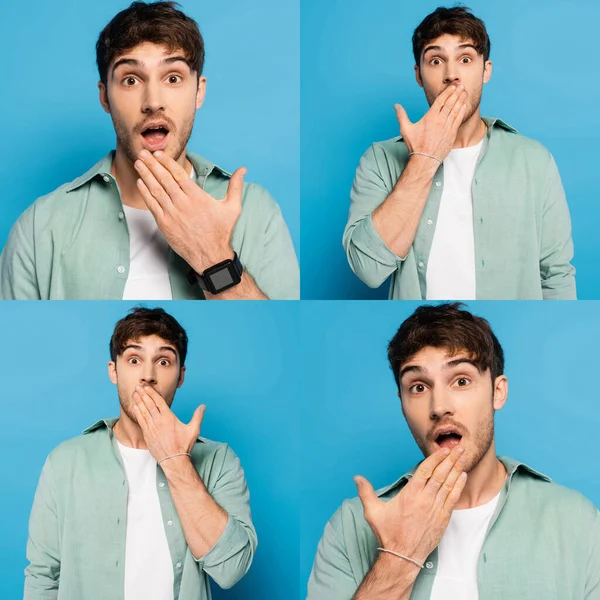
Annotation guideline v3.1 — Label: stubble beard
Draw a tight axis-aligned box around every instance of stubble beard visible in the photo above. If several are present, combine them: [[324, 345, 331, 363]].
[[112, 109, 196, 166]]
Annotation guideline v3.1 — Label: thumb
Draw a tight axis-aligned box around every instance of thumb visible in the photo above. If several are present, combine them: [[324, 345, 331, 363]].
[[189, 404, 206, 437], [354, 475, 379, 511], [394, 103, 411, 132], [225, 167, 247, 205]]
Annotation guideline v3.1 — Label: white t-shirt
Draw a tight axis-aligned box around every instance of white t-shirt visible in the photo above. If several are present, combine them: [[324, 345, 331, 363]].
[[426, 140, 483, 300], [122, 165, 195, 300], [430, 489, 501, 600], [117, 441, 174, 600]]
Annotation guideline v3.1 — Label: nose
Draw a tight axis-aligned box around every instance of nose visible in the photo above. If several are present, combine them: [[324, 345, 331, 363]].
[[443, 68, 460, 86], [140, 365, 157, 386], [430, 388, 455, 421], [141, 79, 165, 114]]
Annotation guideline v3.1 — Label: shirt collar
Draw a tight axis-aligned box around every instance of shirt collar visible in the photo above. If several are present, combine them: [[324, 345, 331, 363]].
[[394, 116, 518, 143], [65, 150, 231, 193], [375, 455, 551, 498], [81, 417, 205, 443]]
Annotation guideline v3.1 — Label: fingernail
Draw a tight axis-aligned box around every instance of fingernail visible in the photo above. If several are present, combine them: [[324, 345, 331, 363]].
[[134, 161, 142, 170], [154, 151, 163, 158], [139, 150, 149, 158], [457, 446, 465, 454], [443, 448, 451, 455], [458, 84, 464, 90], [450, 85, 456, 90]]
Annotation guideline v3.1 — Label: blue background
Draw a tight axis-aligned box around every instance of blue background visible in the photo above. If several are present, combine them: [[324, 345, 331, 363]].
[[300, 0, 600, 299], [0, 301, 300, 600], [300, 301, 600, 594], [0, 0, 299, 254]]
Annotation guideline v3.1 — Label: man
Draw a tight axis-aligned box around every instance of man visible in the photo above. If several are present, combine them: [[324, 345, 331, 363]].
[[1, 1, 299, 300], [24, 307, 256, 599], [307, 303, 599, 599], [343, 6, 575, 300]]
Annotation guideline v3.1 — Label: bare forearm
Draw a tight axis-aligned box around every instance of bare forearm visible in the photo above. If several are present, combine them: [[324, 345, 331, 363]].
[[353, 553, 421, 600], [204, 271, 267, 300], [162, 456, 228, 558], [371, 156, 438, 258]]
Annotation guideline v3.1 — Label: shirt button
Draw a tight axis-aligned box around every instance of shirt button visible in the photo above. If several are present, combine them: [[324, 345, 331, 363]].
[[118, 211, 124, 220], [427, 219, 433, 226], [167, 520, 173, 527], [176, 562, 182, 569], [426, 561, 434, 569], [103, 175, 110, 183], [418, 261, 425, 269], [159, 482, 165, 488], [117, 266, 125, 274], [435, 181, 441, 187]]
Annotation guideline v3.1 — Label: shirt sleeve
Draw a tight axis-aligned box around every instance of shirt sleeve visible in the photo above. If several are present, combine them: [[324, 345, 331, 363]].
[[342, 144, 405, 289], [539, 153, 577, 300], [193, 445, 257, 589], [585, 509, 600, 599], [24, 457, 60, 600], [306, 508, 359, 600], [0, 204, 41, 300]]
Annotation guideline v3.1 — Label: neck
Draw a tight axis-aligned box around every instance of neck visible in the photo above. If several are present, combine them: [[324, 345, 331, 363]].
[[453, 109, 487, 149], [113, 410, 148, 449], [111, 144, 192, 210], [454, 443, 507, 509]]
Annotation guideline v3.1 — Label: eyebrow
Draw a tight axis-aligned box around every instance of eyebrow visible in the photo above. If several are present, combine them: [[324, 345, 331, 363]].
[[399, 357, 480, 380], [122, 344, 178, 357], [111, 56, 191, 78], [423, 43, 478, 57]]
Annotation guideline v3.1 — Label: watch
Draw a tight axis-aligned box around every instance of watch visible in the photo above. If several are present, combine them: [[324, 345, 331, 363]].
[[187, 252, 244, 295]]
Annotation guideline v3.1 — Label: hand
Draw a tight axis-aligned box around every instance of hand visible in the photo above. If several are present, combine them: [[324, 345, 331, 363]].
[[394, 85, 469, 163], [134, 150, 246, 273], [354, 446, 468, 563], [132, 383, 206, 463]]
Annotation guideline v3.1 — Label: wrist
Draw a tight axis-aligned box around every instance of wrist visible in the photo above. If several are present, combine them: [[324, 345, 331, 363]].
[[192, 245, 235, 275], [396, 155, 439, 188]]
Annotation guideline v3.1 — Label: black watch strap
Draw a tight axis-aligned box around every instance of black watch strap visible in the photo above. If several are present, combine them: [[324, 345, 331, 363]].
[[187, 252, 243, 295]]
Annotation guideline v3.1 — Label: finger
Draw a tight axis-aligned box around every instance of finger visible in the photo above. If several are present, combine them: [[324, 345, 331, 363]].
[[423, 446, 465, 497], [134, 158, 172, 210], [224, 167, 246, 205], [136, 178, 165, 219], [443, 471, 468, 514], [137, 152, 185, 204], [431, 84, 459, 112], [451, 101, 468, 129], [141, 384, 169, 413], [409, 447, 451, 492], [188, 404, 206, 437], [152, 151, 193, 188], [135, 387, 159, 419], [434, 451, 467, 506], [394, 103, 411, 131], [133, 398, 151, 429], [354, 475, 380, 512], [440, 88, 466, 118]]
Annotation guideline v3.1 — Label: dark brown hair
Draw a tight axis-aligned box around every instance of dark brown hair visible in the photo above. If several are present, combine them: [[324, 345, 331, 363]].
[[96, 1, 205, 87], [388, 303, 504, 393], [412, 6, 490, 66], [110, 307, 188, 366]]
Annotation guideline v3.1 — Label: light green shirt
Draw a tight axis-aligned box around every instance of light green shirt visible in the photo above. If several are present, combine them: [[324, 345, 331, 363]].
[[343, 118, 576, 299], [307, 456, 600, 599], [24, 418, 257, 600], [1, 151, 299, 299]]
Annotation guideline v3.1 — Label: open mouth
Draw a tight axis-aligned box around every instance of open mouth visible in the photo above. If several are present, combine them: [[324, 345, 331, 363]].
[[140, 123, 170, 151], [434, 429, 463, 450]]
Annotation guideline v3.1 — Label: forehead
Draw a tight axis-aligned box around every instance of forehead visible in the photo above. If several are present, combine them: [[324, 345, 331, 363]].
[[400, 346, 477, 373], [111, 42, 190, 70], [422, 34, 478, 54], [121, 334, 177, 353]]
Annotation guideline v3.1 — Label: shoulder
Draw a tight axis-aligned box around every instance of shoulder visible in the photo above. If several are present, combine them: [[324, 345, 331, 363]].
[[491, 125, 555, 167]]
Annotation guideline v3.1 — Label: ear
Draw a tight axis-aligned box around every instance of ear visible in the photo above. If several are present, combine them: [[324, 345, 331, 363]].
[[414, 64, 423, 88], [177, 365, 186, 388], [108, 361, 117, 385], [492, 374, 508, 411], [195, 76, 207, 110], [98, 81, 111, 114], [483, 60, 492, 85]]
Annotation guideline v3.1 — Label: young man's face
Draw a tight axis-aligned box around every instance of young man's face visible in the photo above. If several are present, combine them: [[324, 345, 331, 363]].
[[398, 346, 507, 473], [415, 34, 492, 123], [108, 334, 186, 423], [99, 42, 206, 164]]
